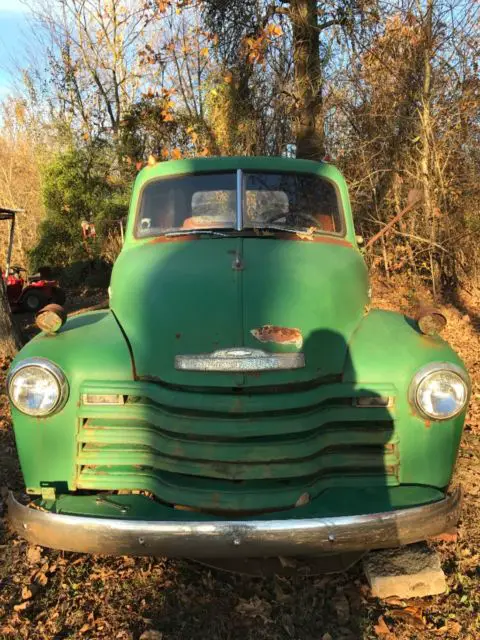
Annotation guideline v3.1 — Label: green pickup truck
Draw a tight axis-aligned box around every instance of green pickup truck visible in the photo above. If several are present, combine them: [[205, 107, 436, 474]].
[[7, 156, 468, 567]]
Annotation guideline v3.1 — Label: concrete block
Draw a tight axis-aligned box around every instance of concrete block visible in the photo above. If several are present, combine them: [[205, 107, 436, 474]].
[[363, 543, 447, 599]]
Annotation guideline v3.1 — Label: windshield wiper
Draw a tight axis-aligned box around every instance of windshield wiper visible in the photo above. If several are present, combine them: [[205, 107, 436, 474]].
[[251, 224, 318, 236], [163, 229, 230, 238], [161, 225, 319, 238]]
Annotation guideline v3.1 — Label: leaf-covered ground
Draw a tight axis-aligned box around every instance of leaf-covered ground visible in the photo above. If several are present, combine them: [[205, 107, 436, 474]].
[[0, 279, 479, 639]]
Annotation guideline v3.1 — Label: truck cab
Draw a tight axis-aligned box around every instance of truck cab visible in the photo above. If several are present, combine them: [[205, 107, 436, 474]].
[[7, 157, 468, 566]]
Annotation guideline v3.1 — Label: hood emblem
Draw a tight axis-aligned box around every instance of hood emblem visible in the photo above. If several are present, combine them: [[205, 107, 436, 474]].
[[175, 348, 305, 372]]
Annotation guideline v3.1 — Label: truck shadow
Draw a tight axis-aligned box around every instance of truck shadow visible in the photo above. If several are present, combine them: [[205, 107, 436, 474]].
[[105, 236, 400, 638]]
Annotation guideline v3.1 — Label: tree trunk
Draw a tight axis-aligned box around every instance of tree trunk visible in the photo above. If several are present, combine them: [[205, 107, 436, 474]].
[[291, 0, 324, 160], [0, 283, 22, 358], [419, 0, 436, 296]]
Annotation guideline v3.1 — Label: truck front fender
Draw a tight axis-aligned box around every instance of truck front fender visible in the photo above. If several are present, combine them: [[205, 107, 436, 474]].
[[8, 310, 133, 493], [344, 309, 468, 488]]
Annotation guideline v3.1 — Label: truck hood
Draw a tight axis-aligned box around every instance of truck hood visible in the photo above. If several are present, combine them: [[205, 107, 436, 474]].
[[110, 237, 369, 388]]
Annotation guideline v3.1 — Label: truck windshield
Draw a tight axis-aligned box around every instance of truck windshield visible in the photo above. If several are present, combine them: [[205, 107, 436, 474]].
[[136, 171, 342, 237]]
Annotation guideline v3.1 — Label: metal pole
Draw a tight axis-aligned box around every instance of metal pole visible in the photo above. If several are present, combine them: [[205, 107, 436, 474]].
[[235, 169, 243, 231], [5, 213, 15, 276], [364, 198, 422, 250]]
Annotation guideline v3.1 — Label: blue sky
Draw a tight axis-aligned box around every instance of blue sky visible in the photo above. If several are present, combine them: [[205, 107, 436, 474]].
[[0, 0, 30, 99]]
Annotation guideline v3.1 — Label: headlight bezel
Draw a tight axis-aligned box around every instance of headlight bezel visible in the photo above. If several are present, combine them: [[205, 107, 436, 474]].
[[7, 357, 69, 417], [409, 361, 470, 421]]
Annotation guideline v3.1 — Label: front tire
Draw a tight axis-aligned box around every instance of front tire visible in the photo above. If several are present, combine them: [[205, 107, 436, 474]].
[[21, 291, 46, 312]]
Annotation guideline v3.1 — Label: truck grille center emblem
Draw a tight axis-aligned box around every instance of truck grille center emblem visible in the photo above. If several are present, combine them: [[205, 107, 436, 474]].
[[175, 348, 305, 372]]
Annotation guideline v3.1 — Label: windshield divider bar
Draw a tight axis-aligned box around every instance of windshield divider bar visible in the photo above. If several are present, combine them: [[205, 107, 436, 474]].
[[235, 169, 243, 231]]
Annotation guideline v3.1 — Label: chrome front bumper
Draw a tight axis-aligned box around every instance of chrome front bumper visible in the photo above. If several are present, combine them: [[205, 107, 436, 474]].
[[7, 489, 461, 558]]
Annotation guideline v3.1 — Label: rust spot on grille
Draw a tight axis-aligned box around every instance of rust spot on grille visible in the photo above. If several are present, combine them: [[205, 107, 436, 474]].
[[251, 325, 303, 348], [385, 464, 399, 476]]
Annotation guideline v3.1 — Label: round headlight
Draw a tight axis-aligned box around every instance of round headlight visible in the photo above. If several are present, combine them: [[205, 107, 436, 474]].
[[7, 358, 68, 417], [410, 363, 469, 421]]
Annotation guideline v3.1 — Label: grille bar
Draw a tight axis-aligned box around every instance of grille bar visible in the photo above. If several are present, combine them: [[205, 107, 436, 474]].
[[78, 443, 398, 481], [80, 381, 397, 415], [79, 404, 395, 438], [76, 467, 400, 512]]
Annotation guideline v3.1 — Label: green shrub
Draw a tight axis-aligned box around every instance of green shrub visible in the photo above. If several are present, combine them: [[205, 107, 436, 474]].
[[29, 144, 129, 274]]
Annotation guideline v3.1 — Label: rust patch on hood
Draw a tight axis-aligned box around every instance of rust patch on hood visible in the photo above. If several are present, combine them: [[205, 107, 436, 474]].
[[251, 324, 303, 348]]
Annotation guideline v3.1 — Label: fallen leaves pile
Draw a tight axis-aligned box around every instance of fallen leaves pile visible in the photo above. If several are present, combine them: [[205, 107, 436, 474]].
[[0, 276, 478, 639]]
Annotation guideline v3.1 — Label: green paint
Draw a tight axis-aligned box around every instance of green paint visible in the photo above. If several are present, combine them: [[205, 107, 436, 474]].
[[36, 484, 445, 520], [8, 156, 468, 528]]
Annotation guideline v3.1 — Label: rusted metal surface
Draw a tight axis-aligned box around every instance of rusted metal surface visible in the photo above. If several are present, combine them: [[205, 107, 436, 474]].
[[148, 235, 200, 244], [251, 325, 303, 349], [7, 488, 462, 558], [364, 197, 423, 249], [35, 304, 67, 334], [416, 307, 447, 336], [274, 234, 353, 247], [231, 252, 244, 271]]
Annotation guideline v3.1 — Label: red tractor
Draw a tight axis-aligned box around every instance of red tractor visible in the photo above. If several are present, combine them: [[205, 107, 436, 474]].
[[1, 207, 65, 312]]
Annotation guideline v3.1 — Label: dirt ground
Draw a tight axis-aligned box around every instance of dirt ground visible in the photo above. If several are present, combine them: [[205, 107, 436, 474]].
[[0, 278, 478, 640]]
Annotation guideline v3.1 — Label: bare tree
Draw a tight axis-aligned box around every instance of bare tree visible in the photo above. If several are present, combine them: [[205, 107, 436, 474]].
[[26, 0, 161, 138]]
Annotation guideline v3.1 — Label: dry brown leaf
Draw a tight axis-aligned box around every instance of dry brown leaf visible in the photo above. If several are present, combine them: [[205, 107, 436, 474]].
[[295, 492, 310, 507], [21, 586, 32, 600], [13, 601, 30, 612], [70, 557, 84, 566], [430, 529, 458, 543], [374, 615, 391, 636], [139, 631, 163, 640], [26, 546, 41, 565], [79, 623, 91, 634], [383, 597, 407, 607], [389, 606, 425, 627], [234, 596, 272, 623], [295, 227, 316, 240], [35, 572, 48, 586], [434, 625, 448, 635], [278, 556, 297, 568], [446, 620, 462, 636]]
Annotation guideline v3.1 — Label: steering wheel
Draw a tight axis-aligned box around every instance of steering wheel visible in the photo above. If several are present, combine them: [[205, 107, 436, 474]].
[[262, 209, 322, 228], [8, 265, 25, 276]]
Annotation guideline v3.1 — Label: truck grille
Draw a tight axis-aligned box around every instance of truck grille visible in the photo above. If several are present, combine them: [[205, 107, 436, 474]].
[[75, 383, 399, 513]]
